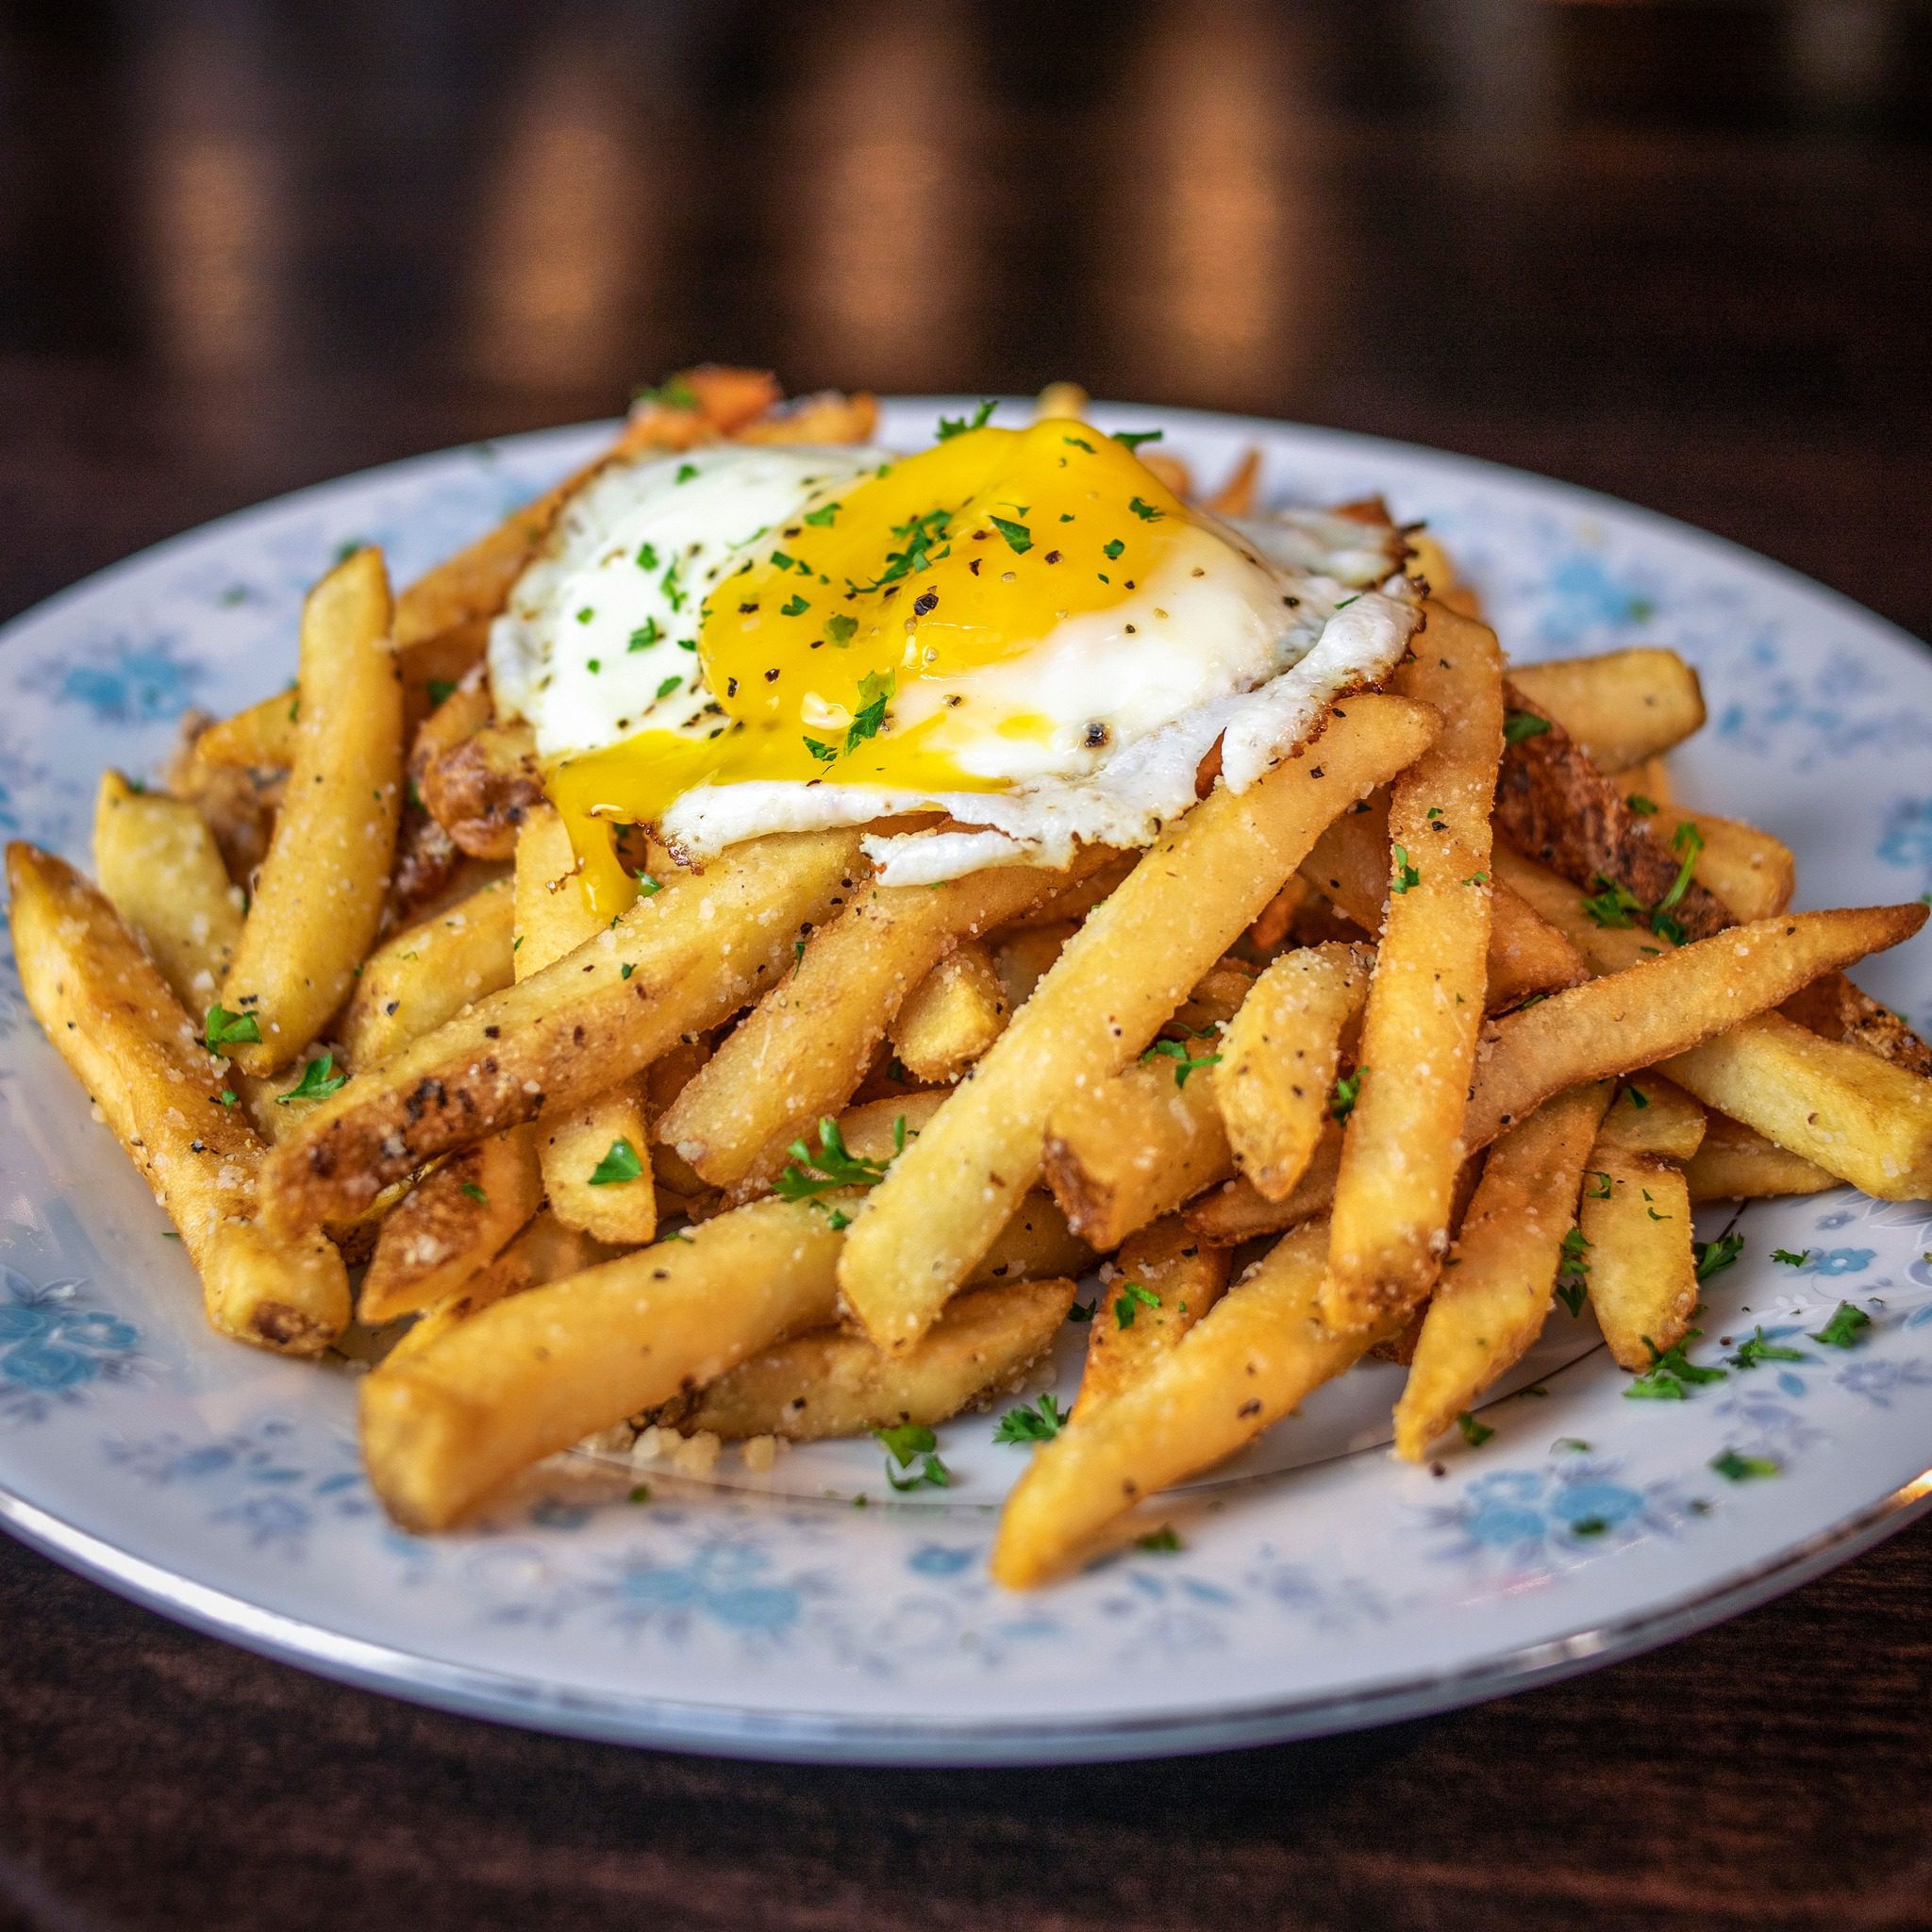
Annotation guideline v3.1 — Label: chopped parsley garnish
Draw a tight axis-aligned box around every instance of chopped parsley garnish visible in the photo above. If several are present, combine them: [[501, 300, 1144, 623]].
[[1810, 1302, 1872, 1348], [780, 592, 809, 617], [1580, 875, 1645, 929], [276, 1053, 346, 1105], [1334, 594, 1360, 610], [636, 874, 663, 897], [989, 514, 1032, 555], [203, 1004, 260, 1052], [936, 400, 996, 440], [588, 1138, 644, 1186], [217, 1089, 238, 1108], [1391, 843, 1420, 893], [633, 374, 697, 409], [1102, 538, 1124, 560], [1555, 1226, 1591, 1316], [575, 606, 594, 625], [1555, 1437, 1591, 1453], [1770, 1247, 1808, 1268], [774, 1114, 899, 1215], [1694, 1231, 1745, 1281], [874, 1423, 950, 1491], [1457, 1411, 1494, 1447], [1503, 709, 1551, 747], [1113, 429, 1164, 451], [1585, 1169, 1613, 1200], [852, 507, 953, 591], [1066, 1299, 1095, 1324], [1657, 821, 1705, 913], [459, 1182, 489, 1205], [1727, 1326, 1808, 1370], [1710, 1449, 1779, 1482], [1135, 1525, 1182, 1553], [826, 613, 858, 645], [628, 1483, 652, 1505], [804, 737, 839, 764], [635, 541, 659, 570], [1330, 1069, 1362, 1120], [1142, 1037, 1222, 1089], [656, 675, 683, 699], [425, 677, 457, 707], [993, 1393, 1067, 1444], [1113, 1281, 1161, 1329], [804, 501, 841, 526], [1624, 1084, 1651, 1109], [1627, 793, 1659, 816], [629, 618, 659, 651], [1063, 435, 1094, 453], [1625, 1331, 1727, 1401], [661, 560, 687, 612], [675, 462, 698, 484], [1126, 496, 1163, 523]]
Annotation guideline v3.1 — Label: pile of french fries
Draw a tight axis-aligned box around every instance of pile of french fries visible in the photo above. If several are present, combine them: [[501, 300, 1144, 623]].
[[9, 372, 1930, 1590]]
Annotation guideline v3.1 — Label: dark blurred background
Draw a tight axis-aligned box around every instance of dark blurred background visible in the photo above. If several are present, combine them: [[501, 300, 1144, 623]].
[[1, 0, 1928, 638]]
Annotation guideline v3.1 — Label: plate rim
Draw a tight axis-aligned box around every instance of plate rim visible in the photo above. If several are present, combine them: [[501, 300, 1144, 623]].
[[3, 398, 1929, 1762]]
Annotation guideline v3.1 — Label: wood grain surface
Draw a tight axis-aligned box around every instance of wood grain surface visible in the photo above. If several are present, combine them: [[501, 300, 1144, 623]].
[[2, 4, 1929, 1926]]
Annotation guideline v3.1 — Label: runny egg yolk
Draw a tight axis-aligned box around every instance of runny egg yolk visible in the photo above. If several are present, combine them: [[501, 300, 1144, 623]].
[[549, 421, 1208, 914]]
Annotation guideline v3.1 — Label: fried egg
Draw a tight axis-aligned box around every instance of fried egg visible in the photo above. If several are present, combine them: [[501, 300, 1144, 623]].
[[489, 418, 1422, 914]]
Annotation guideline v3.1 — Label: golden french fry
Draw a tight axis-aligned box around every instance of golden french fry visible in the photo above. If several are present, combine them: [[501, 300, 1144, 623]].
[[416, 716, 541, 862], [1327, 604, 1503, 1328], [1663, 1013, 1932, 1203], [993, 921, 1077, 1008], [359, 1124, 543, 1324], [1214, 942, 1372, 1200], [1301, 793, 1583, 1008], [1508, 648, 1706, 770], [1684, 1114, 1839, 1202], [221, 548, 404, 1074], [7, 844, 348, 1354], [262, 829, 863, 1233], [1206, 447, 1261, 517], [1185, 1121, 1344, 1242], [663, 856, 1087, 1191], [1464, 904, 1928, 1158], [1406, 531, 1482, 620], [839, 694, 1441, 1354], [1392, 1083, 1612, 1460], [361, 1197, 849, 1529], [685, 1276, 1077, 1441], [1042, 1057, 1232, 1250], [382, 1208, 620, 1369], [191, 690, 300, 770], [1783, 971, 1932, 1077], [1578, 1142, 1698, 1372], [513, 808, 656, 1243], [92, 771, 244, 1010], [1034, 381, 1089, 420], [891, 940, 1008, 1082], [1597, 1074, 1707, 1162], [991, 1218, 1402, 1587], [1681, 811, 1794, 922], [341, 876, 515, 1068], [1078, 1215, 1232, 1413]]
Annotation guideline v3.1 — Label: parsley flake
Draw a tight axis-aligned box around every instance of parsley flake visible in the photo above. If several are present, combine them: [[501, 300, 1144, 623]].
[[1113, 429, 1164, 451], [774, 1115, 899, 1215], [936, 400, 995, 441], [874, 1423, 951, 1491], [1126, 496, 1163, 522], [994, 1394, 1067, 1444], [1142, 1037, 1222, 1088], [989, 514, 1032, 555], [276, 1053, 346, 1105], [1136, 1525, 1183, 1554], [1457, 1411, 1494, 1447], [1694, 1231, 1745, 1281], [1503, 709, 1551, 747], [780, 592, 810, 617], [826, 613, 858, 645], [1114, 1281, 1161, 1329], [459, 1182, 489, 1205], [1727, 1326, 1808, 1370], [1330, 1069, 1362, 1120], [1771, 1247, 1808, 1268], [1710, 1448, 1780, 1482], [1391, 842, 1421, 893], [1627, 793, 1659, 816], [1810, 1302, 1872, 1348], [203, 1004, 260, 1052], [589, 1139, 643, 1186]]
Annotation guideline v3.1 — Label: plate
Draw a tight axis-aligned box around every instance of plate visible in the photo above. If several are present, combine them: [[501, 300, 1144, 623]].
[[3, 401, 1930, 1765]]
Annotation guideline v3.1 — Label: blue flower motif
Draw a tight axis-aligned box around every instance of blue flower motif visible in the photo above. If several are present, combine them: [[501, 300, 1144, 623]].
[[1806, 1248, 1874, 1277], [1424, 1457, 1688, 1574], [22, 633, 208, 724], [0, 1269, 146, 1422], [1536, 555, 1658, 647], [1877, 798, 1932, 875], [1836, 1358, 1932, 1408], [908, 1543, 975, 1577]]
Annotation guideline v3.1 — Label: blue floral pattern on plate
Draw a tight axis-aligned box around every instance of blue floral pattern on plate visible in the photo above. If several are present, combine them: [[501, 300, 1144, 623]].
[[1, 403, 1930, 1762]]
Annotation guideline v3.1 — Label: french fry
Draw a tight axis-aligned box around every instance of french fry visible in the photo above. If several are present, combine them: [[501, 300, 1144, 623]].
[[341, 876, 515, 1068], [1598, 1074, 1707, 1162], [1206, 447, 1261, 517], [381, 1208, 620, 1370], [1406, 531, 1482, 620], [416, 717, 542, 861], [1034, 381, 1090, 420], [683, 1276, 1077, 1441], [1464, 904, 1928, 1159], [1213, 942, 1372, 1200], [734, 390, 878, 445], [7, 844, 348, 1354], [220, 548, 404, 1074], [1680, 811, 1794, 923], [191, 690, 300, 770], [1578, 1141, 1698, 1373], [358, 1124, 543, 1324], [262, 829, 865, 1233], [891, 940, 1008, 1082], [1078, 1215, 1232, 1413], [1508, 648, 1707, 770], [1326, 603, 1503, 1329], [1685, 1114, 1839, 1202], [513, 808, 657, 1243], [661, 853, 1103, 1192], [1042, 1056, 1232, 1250], [1301, 794, 1584, 1008], [1663, 1013, 1932, 1203], [839, 694, 1441, 1354], [1392, 1083, 1612, 1460], [1783, 972, 1932, 1078], [92, 771, 244, 1010], [361, 1196, 850, 1529], [991, 1218, 1402, 1587], [1185, 1121, 1344, 1242], [993, 921, 1076, 1008]]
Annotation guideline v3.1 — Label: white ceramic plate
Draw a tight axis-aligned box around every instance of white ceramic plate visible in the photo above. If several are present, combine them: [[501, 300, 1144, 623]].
[[3, 401, 1930, 1765]]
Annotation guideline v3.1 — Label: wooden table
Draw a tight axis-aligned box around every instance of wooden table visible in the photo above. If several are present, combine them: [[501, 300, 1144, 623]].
[[2, 5, 1928, 1924]]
